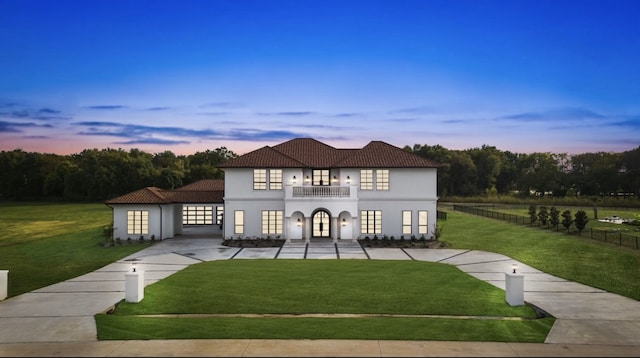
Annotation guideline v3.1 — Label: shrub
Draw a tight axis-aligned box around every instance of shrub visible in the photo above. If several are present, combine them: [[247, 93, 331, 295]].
[[574, 210, 589, 233], [549, 207, 560, 230], [538, 206, 549, 226], [561, 210, 573, 232], [528, 205, 537, 225]]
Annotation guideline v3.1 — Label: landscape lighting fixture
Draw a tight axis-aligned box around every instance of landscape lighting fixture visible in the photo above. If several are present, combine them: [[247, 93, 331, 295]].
[[132, 262, 137, 273], [512, 263, 517, 274]]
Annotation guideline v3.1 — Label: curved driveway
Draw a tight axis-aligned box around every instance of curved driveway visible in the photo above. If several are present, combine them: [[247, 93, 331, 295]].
[[0, 237, 639, 356]]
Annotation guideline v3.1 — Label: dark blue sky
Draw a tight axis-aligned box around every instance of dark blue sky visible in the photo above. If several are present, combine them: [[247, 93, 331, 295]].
[[1, 0, 639, 154]]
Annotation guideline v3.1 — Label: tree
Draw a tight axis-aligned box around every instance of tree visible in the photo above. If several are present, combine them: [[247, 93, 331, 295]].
[[538, 206, 549, 227], [574, 210, 589, 234], [528, 205, 537, 225], [468, 145, 503, 194], [447, 151, 478, 196], [561, 210, 573, 232], [517, 152, 563, 196], [549, 207, 560, 230]]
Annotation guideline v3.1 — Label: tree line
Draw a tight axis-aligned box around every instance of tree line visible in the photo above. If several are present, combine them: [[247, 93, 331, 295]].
[[405, 144, 640, 199], [0, 147, 236, 201], [1, 144, 639, 202]]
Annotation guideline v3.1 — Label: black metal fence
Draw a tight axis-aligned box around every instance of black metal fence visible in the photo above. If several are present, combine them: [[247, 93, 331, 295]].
[[453, 204, 639, 250], [437, 210, 447, 221]]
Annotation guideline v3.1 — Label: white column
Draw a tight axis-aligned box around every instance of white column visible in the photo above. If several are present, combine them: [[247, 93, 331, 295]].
[[305, 217, 311, 243], [125, 270, 145, 303], [505, 272, 524, 306], [0, 270, 8, 300]]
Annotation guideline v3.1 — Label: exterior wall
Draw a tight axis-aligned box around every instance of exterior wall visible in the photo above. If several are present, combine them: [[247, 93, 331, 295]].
[[110, 204, 170, 241], [357, 199, 438, 239], [223, 166, 439, 240], [224, 199, 285, 238]]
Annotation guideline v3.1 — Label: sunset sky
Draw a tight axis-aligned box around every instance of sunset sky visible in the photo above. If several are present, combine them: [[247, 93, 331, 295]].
[[1, 0, 639, 156]]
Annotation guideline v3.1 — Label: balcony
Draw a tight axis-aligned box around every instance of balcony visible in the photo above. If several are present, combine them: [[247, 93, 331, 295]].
[[286, 186, 356, 199]]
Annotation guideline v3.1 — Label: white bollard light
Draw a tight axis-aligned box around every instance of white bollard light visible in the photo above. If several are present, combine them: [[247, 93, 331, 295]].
[[505, 263, 524, 306], [0, 270, 8, 301], [125, 263, 144, 303]]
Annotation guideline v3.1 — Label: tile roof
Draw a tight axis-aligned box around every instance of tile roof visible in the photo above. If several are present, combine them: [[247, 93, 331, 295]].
[[176, 179, 224, 191], [218, 146, 306, 168], [220, 138, 442, 168], [105, 187, 172, 204], [105, 179, 224, 205], [335, 141, 442, 168], [166, 190, 224, 203]]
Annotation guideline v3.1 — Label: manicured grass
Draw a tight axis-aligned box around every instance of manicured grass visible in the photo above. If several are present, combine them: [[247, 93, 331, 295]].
[[0, 202, 150, 296], [97, 260, 551, 342], [96, 315, 554, 342], [442, 210, 640, 300], [114, 260, 536, 317]]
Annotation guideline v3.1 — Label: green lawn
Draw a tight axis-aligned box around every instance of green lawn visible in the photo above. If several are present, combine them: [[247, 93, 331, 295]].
[[442, 210, 640, 300], [97, 260, 552, 342], [0, 202, 150, 296]]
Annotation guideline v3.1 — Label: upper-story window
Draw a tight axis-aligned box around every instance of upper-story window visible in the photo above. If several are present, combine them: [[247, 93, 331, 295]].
[[253, 169, 267, 190], [313, 169, 330, 186], [360, 170, 373, 190], [269, 169, 282, 190], [254, 169, 283, 190], [376, 169, 389, 190], [360, 169, 389, 190]]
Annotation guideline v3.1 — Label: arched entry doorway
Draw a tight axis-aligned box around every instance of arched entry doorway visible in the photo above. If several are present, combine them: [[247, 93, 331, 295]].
[[312, 209, 330, 238]]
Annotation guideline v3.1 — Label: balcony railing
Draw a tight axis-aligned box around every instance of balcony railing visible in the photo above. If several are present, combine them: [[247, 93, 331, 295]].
[[292, 186, 351, 198]]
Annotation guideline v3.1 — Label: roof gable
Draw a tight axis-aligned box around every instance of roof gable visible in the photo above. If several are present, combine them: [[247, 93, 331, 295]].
[[219, 146, 305, 168], [105, 187, 172, 204], [335, 141, 442, 168], [271, 138, 345, 167]]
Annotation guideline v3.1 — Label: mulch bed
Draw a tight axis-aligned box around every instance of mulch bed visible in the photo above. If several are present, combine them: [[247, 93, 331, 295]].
[[357, 239, 449, 249], [222, 239, 286, 248]]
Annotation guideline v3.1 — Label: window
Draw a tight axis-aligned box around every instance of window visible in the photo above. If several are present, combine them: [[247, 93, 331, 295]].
[[360, 169, 373, 190], [313, 169, 330, 186], [402, 210, 412, 235], [269, 169, 283, 190], [376, 169, 389, 190], [261, 210, 283, 235], [127, 210, 148, 235], [253, 169, 267, 190], [360, 210, 381, 234], [216, 206, 224, 225], [183, 205, 213, 225], [234, 210, 244, 234], [418, 211, 428, 235]]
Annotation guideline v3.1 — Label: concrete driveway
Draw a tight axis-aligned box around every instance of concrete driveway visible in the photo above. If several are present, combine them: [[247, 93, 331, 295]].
[[0, 237, 639, 355]]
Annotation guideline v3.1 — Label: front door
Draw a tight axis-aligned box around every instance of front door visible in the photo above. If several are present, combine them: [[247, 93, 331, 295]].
[[312, 210, 330, 238]]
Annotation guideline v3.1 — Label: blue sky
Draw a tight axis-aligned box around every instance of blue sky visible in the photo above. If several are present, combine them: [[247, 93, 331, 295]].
[[1, 0, 639, 155]]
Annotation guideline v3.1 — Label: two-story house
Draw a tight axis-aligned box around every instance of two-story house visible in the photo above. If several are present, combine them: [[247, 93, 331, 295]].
[[219, 138, 441, 242], [105, 138, 440, 242]]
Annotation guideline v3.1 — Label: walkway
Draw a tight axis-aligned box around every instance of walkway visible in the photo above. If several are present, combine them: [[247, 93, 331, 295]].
[[0, 238, 639, 356]]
